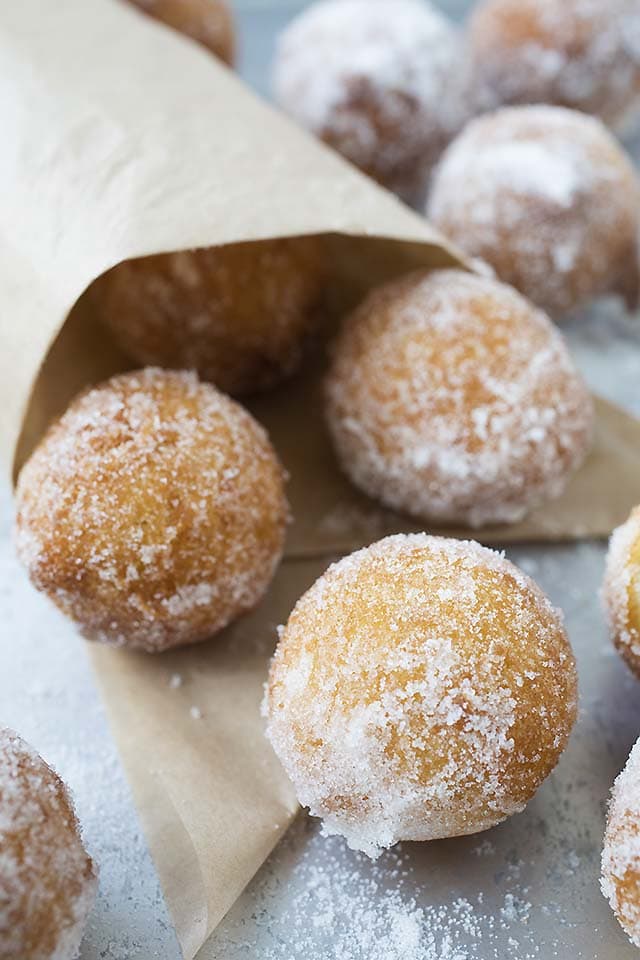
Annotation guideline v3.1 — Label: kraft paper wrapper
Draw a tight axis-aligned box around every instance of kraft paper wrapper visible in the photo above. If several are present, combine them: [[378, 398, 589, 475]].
[[2, 1, 640, 958]]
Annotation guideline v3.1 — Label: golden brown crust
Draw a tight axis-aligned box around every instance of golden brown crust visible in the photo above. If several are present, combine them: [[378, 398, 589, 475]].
[[0, 728, 97, 960], [265, 534, 577, 856], [15, 369, 289, 652], [273, 0, 470, 203], [602, 506, 640, 679], [428, 106, 640, 317], [91, 239, 325, 396], [325, 269, 593, 527], [128, 0, 235, 65], [602, 739, 640, 948], [468, 0, 640, 130]]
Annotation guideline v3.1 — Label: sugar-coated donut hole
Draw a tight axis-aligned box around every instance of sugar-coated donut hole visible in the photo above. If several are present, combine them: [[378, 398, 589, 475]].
[[325, 269, 593, 529], [603, 506, 640, 679], [127, 0, 235, 65], [467, 0, 640, 132], [428, 106, 640, 317], [91, 238, 325, 397], [273, 0, 470, 204], [0, 728, 97, 960], [602, 738, 640, 948], [14, 368, 289, 652], [265, 534, 578, 857]]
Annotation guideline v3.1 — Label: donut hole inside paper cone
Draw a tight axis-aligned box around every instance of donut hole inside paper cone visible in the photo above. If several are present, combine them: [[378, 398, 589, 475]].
[[13, 235, 640, 557]]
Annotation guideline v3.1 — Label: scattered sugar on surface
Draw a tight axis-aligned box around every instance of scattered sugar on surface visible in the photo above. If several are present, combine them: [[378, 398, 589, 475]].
[[227, 825, 557, 960], [500, 893, 531, 925], [0, 510, 180, 954], [565, 850, 581, 875], [472, 838, 496, 858], [2, 479, 624, 957]]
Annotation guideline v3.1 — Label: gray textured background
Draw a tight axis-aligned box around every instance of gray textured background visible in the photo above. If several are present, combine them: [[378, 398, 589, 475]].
[[2, 2, 640, 958]]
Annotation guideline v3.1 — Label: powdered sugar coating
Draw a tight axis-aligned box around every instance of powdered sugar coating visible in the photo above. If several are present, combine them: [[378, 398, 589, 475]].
[[265, 533, 577, 857], [14, 368, 288, 652], [128, 0, 235, 65], [273, 0, 470, 203], [92, 238, 325, 396], [602, 737, 640, 947], [602, 506, 640, 678], [325, 269, 593, 529], [428, 106, 640, 316], [0, 727, 97, 959], [468, 0, 640, 133]]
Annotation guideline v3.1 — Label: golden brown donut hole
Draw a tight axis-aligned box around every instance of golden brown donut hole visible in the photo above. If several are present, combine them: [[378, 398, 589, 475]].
[[273, 0, 470, 204], [265, 534, 578, 856], [468, 0, 640, 132], [325, 268, 593, 528], [0, 727, 97, 960], [15, 368, 289, 652], [603, 506, 640, 679], [428, 106, 640, 317], [91, 238, 326, 397], [602, 738, 640, 948]]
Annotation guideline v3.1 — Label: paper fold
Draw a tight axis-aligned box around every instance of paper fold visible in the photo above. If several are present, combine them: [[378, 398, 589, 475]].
[[0, 0, 465, 480]]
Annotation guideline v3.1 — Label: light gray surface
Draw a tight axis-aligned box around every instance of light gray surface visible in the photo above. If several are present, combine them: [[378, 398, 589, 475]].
[[0, 494, 180, 959], [3, 1, 640, 958]]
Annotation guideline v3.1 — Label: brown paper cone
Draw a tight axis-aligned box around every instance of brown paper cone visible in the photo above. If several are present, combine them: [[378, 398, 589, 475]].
[[3, 2, 640, 958], [87, 557, 328, 958], [0, 0, 464, 481]]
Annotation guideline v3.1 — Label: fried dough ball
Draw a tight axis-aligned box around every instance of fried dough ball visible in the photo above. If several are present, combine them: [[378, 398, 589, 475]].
[[14, 369, 288, 653], [273, 0, 470, 204], [325, 269, 593, 529], [602, 506, 640, 679], [0, 727, 97, 960], [427, 106, 640, 317], [127, 0, 235, 65], [92, 238, 325, 397], [602, 737, 640, 948], [467, 0, 640, 132], [265, 533, 577, 856]]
